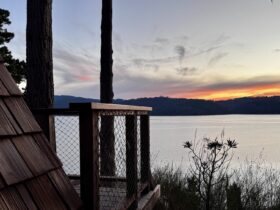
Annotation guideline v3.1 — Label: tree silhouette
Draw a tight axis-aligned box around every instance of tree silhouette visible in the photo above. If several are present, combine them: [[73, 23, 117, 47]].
[[100, 0, 115, 176], [26, 0, 55, 146], [0, 8, 26, 84]]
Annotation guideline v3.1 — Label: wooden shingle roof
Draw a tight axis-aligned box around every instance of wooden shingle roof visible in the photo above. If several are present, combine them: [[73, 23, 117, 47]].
[[0, 57, 82, 209]]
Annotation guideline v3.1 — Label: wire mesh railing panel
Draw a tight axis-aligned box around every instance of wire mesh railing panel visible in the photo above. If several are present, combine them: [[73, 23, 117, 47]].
[[51, 108, 149, 210], [114, 116, 127, 177], [55, 116, 80, 175], [98, 112, 129, 210], [137, 116, 141, 182]]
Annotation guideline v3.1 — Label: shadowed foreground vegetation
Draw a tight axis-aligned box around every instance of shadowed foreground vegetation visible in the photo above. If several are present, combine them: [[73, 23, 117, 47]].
[[153, 160, 280, 210], [153, 135, 280, 210]]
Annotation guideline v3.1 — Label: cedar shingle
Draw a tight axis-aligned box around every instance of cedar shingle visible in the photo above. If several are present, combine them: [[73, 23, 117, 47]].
[[13, 135, 54, 176], [0, 139, 33, 185], [0, 64, 22, 96], [0, 187, 28, 209], [4, 97, 41, 133], [0, 80, 9, 96], [49, 169, 83, 210], [32, 133, 62, 168], [0, 196, 8, 210], [0, 99, 20, 136], [0, 57, 82, 209], [26, 175, 67, 210], [16, 184, 38, 210]]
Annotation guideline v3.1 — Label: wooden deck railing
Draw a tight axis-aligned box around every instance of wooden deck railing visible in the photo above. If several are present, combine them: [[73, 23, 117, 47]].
[[34, 103, 153, 210]]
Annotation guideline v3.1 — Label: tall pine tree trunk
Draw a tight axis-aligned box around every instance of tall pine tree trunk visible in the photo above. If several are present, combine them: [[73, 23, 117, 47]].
[[26, 0, 55, 149], [100, 0, 115, 176]]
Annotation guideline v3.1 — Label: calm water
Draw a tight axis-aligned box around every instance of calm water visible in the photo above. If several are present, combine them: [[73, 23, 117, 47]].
[[56, 115, 280, 174], [150, 115, 280, 169]]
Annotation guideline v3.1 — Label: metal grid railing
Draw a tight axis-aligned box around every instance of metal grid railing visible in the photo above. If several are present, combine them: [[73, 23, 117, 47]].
[[55, 116, 80, 176], [98, 111, 141, 210], [48, 105, 151, 210]]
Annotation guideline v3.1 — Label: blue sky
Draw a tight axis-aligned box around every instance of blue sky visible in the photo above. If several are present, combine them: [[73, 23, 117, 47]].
[[2, 0, 280, 100]]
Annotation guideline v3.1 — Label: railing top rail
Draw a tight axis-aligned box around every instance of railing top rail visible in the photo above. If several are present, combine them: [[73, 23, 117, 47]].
[[70, 102, 152, 112], [33, 108, 79, 116]]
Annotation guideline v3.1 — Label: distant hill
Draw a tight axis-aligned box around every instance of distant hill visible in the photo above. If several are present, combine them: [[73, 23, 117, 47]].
[[54, 95, 280, 115]]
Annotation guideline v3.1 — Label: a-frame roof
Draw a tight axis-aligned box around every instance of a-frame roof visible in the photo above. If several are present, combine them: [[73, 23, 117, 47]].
[[0, 57, 82, 209]]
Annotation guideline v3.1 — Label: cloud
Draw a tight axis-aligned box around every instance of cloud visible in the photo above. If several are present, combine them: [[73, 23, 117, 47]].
[[176, 67, 198, 76], [212, 35, 231, 45], [170, 74, 280, 100], [201, 75, 280, 91], [51, 33, 280, 100], [274, 49, 280, 52], [132, 56, 176, 66], [114, 72, 198, 98], [208, 52, 228, 67], [174, 45, 186, 63], [177, 35, 189, 42], [154, 38, 169, 45], [113, 33, 123, 54], [53, 43, 100, 97], [186, 46, 221, 58]]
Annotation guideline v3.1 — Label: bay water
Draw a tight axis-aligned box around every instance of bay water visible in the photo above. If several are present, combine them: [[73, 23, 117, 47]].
[[56, 115, 280, 174], [151, 115, 280, 169]]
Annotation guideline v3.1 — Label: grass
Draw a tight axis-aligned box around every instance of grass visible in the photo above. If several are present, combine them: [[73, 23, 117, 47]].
[[153, 164, 201, 210], [153, 158, 280, 210]]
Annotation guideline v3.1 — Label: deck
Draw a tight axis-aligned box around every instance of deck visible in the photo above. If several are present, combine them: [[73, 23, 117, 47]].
[[70, 179, 160, 210], [35, 103, 160, 209]]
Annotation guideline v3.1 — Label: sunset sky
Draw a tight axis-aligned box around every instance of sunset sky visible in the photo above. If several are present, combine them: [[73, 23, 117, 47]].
[[2, 0, 280, 100]]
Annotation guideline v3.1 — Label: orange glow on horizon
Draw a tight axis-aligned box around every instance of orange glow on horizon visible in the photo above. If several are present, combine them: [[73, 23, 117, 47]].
[[172, 84, 280, 101]]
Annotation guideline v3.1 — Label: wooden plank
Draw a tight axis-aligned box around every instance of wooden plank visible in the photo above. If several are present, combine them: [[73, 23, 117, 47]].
[[0, 64, 22, 95], [26, 175, 67, 210], [0, 80, 9, 96], [0, 196, 8, 210], [32, 133, 61, 168], [70, 102, 152, 111], [0, 99, 21, 136], [0, 138, 33, 185], [48, 169, 82, 210], [79, 109, 99, 210], [140, 115, 151, 192], [4, 97, 41, 133], [137, 185, 161, 210], [0, 187, 28, 209], [126, 115, 138, 210], [16, 184, 38, 210], [13, 135, 54, 176]]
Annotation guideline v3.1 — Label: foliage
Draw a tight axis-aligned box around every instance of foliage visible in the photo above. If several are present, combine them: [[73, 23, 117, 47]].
[[233, 156, 280, 210], [183, 133, 237, 210], [0, 8, 26, 84], [153, 165, 201, 210], [153, 153, 280, 210]]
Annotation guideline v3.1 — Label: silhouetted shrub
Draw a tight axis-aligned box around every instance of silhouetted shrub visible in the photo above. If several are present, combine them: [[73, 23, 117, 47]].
[[153, 165, 201, 210]]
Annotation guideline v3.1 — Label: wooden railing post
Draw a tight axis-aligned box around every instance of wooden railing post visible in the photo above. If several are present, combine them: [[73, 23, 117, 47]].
[[126, 114, 138, 210], [79, 107, 99, 210], [140, 115, 151, 192]]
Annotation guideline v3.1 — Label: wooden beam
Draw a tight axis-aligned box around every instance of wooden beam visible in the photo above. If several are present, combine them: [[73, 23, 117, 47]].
[[126, 115, 138, 210], [70, 102, 152, 112], [79, 109, 99, 210], [140, 115, 151, 194]]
